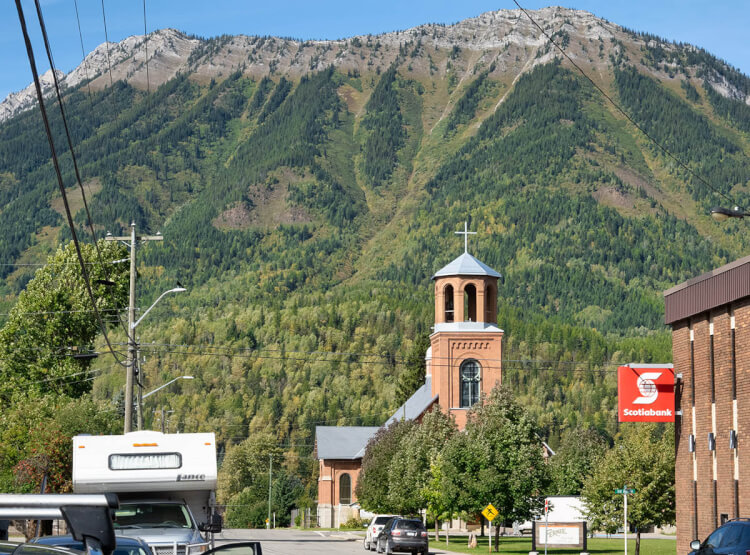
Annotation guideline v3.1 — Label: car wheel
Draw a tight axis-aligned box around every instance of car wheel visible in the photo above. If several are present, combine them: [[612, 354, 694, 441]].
[[364, 540, 370, 550]]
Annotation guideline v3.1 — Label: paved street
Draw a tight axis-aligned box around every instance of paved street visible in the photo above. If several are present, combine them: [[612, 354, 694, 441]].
[[215, 528, 463, 555]]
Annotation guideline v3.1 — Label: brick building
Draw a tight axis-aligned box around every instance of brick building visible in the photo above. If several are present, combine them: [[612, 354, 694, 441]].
[[315, 231, 504, 526], [665, 255, 750, 553]]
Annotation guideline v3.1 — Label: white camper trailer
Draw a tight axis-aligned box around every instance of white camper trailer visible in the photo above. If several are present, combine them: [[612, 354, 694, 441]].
[[73, 431, 221, 555]]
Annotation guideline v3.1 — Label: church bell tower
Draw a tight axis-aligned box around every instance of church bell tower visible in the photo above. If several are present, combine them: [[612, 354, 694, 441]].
[[428, 223, 504, 429]]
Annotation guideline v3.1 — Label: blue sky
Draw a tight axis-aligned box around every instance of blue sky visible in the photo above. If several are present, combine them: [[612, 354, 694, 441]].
[[1, 0, 748, 100]]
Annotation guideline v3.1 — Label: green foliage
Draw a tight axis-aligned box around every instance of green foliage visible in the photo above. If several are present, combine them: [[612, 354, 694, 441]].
[[439, 386, 550, 530], [445, 70, 497, 134], [704, 81, 750, 133], [582, 423, 674, 555], [614, 65, 750, 208], [361, 64, 406, 185], [341, 516, 370, 530], [0, 240, 128, 398], [548, 426, 608, 495], [0, 393, 119, 492], [386, 409, 458, 515], [395, 334, 430, 406], [0, 40, 748, 508], [219, 432, 303, 527], [680, 79, 701, 103], [355, 420, 416, 512]]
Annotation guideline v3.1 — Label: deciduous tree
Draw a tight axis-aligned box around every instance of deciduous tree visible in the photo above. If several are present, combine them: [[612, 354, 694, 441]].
[[582, 423, 675, 555]]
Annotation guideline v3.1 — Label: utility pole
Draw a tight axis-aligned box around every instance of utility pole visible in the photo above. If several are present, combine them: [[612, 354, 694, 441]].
[[107, 222, 162, 433], [267, 454, 273, 529]]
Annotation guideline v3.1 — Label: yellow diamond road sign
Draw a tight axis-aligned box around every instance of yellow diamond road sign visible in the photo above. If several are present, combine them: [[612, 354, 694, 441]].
[[482, 504, 499, 522]]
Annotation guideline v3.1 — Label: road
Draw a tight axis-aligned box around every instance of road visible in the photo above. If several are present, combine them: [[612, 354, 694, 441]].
[[215, 528, 463, 555]]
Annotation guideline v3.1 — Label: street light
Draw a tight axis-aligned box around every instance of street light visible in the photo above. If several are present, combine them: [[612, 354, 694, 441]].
[[133, 287, 187, 329], [710, 206, 750, 222], [127, 286, 186, 433], [141, 376, 194, 400]]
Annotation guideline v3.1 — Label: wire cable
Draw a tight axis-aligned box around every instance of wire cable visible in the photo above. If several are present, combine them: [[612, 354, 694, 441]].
[[15, 0, 126, 367], [142, 0, 150, 93], [512, 0, 738, 208], [100, 0, 113, 86], [33, 0, 130, 338], [72, 0, 92, 99]]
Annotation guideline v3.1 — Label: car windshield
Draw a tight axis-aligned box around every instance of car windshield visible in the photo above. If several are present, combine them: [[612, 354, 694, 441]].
[[374, 517, 391, 525], [37, 541, 147, 555], [114, 503, 192, 529], [396, 520, 423, 530]]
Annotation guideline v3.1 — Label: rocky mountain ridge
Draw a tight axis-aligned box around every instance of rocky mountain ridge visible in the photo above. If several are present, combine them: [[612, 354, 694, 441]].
[[3, 7, 747, 123]]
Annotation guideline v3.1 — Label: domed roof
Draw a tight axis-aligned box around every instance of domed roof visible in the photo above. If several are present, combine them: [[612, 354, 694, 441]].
[[432, 252, 501, 280]]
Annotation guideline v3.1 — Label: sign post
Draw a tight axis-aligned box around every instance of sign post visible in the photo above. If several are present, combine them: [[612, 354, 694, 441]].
[[615, 487, 635, 555], [482, 504, 499, 554], [544, 498, 549, 555]]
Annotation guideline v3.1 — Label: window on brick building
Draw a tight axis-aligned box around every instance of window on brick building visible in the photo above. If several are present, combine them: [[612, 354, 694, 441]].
[[460, 359, 481, 407], [339, 473, 351, 504]]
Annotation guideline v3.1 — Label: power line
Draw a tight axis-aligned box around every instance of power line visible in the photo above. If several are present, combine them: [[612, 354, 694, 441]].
[[142, 0, 150, 93], [71, 0, 92, 99], [100, 0, 113, 86], [15, 0, 125, 368], [33, 0, 129, 341], [512, 0, 738, 208]]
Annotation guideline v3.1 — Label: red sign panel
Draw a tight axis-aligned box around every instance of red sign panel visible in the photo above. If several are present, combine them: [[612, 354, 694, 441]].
[[617, 365, 675, 422]]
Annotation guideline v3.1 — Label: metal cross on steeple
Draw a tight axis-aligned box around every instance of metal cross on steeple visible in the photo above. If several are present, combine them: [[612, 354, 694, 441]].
[[455, 221, 477, 253]]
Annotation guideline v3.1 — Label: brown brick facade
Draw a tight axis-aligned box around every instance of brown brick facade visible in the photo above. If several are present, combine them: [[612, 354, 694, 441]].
[[666, 257, 750, 554]]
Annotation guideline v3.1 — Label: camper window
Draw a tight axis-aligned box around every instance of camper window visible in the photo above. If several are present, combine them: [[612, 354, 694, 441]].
[[109, 453, 182, 470]]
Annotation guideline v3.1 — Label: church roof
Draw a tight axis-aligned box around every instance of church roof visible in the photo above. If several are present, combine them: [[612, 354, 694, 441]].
[[383, 377, 438, 428], [432, 252, 501, 280], [315, 426, 380, 460]]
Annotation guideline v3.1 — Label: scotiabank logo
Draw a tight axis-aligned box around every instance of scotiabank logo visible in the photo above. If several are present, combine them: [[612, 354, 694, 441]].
[[618, 366, 675, 422]]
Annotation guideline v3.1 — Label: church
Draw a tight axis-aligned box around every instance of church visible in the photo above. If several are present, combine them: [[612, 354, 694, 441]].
[[315, 225, 504, 527]]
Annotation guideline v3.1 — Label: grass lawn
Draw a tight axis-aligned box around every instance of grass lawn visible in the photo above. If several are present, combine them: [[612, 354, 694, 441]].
[[429, 536, 676, 555]]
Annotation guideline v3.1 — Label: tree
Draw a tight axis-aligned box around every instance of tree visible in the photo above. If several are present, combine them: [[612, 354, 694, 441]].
[[0, 240, 128, 398], [387, 408, 457, 515], [582, 423, 675, 555], [218, 432, 282, 503], [549, 426, 609, 495], [0, 392, 119, 493], [395, 335, 431, 407], [440, 386, 550, 551], [355, 420, 415, 512]]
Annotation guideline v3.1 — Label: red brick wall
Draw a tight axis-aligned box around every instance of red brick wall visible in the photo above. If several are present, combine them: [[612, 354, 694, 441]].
[[736, 298, 750, 517], [673, 298, 750, 553], [317, 459, 363, 505]]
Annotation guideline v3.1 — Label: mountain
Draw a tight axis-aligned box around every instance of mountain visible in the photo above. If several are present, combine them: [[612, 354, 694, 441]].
[[1, 7, 749, 470]]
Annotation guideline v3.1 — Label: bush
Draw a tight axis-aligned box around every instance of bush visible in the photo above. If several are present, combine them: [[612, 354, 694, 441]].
[[340, 516, 369, 530]]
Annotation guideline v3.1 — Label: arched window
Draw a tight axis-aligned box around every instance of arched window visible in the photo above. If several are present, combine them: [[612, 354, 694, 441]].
[[464, 284, 477, 322], [460, 359, 481, 408], [484, 283, 496, 323], [339, 473, 351, 504], [444, 284, 454, 322]]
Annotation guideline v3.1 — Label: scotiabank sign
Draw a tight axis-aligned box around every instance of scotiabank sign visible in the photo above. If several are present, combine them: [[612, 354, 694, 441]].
[[617, 365, 675, 422]]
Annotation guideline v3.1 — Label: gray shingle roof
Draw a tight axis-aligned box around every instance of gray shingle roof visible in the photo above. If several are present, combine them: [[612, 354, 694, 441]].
[[432, 252, 501, 279], [315, 426, 380, 460], [384, 377, 438, 428]]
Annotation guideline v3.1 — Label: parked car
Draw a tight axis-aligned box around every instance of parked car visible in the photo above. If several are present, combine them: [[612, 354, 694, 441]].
[[365, 515, 399, 551], [689, 520, 750, 555], [376, 517, 428, 555], [0, 544, 82, 555], [31, 536, 151, 555]]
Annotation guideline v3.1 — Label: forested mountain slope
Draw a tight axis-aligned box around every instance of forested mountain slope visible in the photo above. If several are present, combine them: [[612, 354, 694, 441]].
[[1, 7, 749, 479]]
